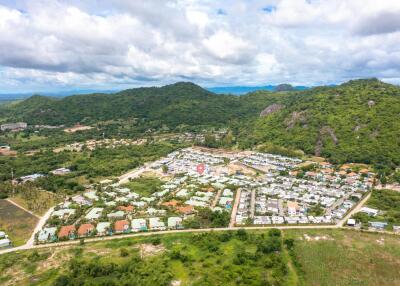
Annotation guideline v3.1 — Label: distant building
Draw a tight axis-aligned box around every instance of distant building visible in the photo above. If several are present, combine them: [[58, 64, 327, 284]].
[[368, 221, 388, 229], [19, 173, 44, 183], [347, 219, 356, 226], [50, 168, 71, 175], [360, 207, 379, 217], [1, 122, 27, 132], [64, 124, 93, 133]]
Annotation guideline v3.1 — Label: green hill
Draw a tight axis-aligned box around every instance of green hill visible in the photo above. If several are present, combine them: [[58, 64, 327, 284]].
[[2, 79, 400, 171], [1, 82, 283, 128], [241, 78, 400, 170]]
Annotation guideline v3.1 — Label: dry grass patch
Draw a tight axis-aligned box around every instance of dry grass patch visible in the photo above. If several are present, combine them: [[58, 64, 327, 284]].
[[0, 199, 38, 246]]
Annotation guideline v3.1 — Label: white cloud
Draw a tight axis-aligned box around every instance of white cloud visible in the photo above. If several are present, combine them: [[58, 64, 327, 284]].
[[0, 0, 400, 93]]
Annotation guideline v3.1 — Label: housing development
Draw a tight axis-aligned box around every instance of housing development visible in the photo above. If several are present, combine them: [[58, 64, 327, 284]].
[[33, 147, 374, 243]]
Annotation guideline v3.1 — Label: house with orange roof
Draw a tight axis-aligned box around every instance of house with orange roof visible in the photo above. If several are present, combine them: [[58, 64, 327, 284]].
[[77, 223, 94, 237], [319, 162, 332, 168], [114, 220, 130, 233], [287, 201, 299, 216], [176, 205, 194, 215], [321, 168, 334, 174], [162, 200, 179, 207], [118, 205, 134, 213], [58, 225, 76, 240], [340, 164, 351, 170]]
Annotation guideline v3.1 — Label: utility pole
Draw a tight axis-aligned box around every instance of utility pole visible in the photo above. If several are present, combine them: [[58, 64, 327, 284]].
[[11, 168, 15, 195]]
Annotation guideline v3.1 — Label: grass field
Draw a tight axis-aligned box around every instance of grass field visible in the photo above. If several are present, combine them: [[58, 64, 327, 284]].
[[0, 199, 38, 246], [285, 229, 400, 286], [0, 229, 399, 285], [122, 176, 164, 197]]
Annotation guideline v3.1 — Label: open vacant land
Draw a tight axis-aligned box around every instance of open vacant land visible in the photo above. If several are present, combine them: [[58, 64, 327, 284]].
[[9, 190, 62, 216], [285, 229, 400, 286], [0, 229, 399, 286], [0, 200, 38, 246], [0, 229, 291, 286]]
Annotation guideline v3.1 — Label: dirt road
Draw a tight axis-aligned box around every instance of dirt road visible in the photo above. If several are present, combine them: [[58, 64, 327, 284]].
[[6, 199, 40, 219]]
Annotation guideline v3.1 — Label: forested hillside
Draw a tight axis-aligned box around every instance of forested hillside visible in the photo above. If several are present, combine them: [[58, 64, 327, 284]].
[[240, 79, 400, 171], [2, 79, 400, 172], [0, 82, 282, 128]]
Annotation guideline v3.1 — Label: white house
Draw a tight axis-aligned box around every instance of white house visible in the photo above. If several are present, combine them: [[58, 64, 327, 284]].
[[96, 222, 111, 236], [149, 217, 166, 231], [52, 209, 76, 219], [85, 208, 103, 220], [167, 217, 183, 229], [347, 219, 356, 226], [37, 227, 57, 242], [107, 211, 124, 219], [131, 218, 147, 232], [360, 207, 379, 217]]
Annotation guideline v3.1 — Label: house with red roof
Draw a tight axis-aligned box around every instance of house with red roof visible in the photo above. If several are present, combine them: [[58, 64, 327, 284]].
[[58, 225, 76, 240], [114, 220, 130, 233], [77, 223, 95, 237]]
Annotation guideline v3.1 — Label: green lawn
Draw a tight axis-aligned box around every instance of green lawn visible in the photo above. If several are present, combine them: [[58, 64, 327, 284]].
[[122, 176, 164, 197]]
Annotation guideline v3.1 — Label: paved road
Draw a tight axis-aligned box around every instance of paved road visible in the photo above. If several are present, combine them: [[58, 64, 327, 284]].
[[25, 206, 55, 247]]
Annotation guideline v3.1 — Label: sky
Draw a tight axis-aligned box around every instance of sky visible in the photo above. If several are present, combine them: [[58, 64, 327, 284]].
[[0, 0, 400, 93]]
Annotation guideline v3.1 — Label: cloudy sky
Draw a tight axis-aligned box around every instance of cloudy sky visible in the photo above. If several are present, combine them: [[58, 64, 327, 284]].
[[0, 0, 400, 93]]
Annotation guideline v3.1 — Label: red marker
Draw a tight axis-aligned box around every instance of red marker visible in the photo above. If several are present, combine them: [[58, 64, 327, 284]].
[[196, 164, 205, 174]]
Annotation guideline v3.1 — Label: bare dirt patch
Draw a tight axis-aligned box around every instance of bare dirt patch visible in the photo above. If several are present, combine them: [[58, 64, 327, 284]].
[[139, 243, 166, 258], [303, 234, 334, 242], [171, 280, 182, 286]]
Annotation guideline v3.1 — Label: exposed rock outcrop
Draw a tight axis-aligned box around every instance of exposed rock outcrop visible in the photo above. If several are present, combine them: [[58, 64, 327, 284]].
[[315, 126, 338, 156], [285, 111, 306, 129], [259, 104, 284, 117]]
